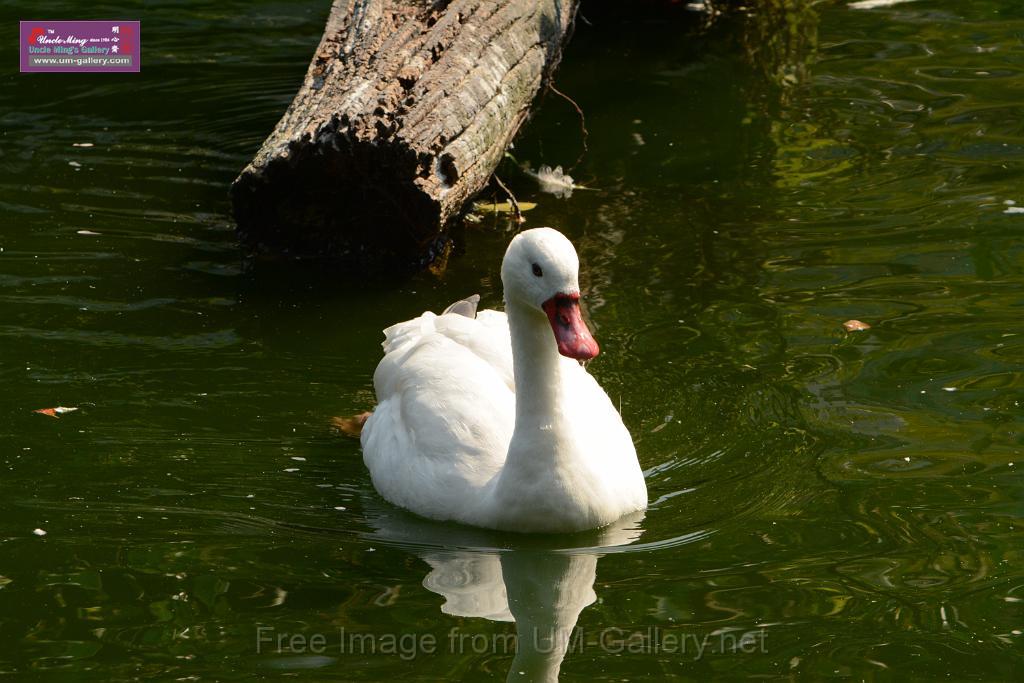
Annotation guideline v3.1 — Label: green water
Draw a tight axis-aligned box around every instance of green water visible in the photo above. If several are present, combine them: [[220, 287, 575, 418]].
[[2, 1, 1023, 680]]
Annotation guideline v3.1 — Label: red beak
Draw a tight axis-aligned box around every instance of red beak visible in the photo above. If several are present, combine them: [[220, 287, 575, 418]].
[[541, 293, 600, 360]]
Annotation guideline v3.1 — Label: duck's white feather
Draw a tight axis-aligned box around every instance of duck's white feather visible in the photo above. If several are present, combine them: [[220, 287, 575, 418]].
[[361, 228, 647, 532], [363, 310, 515, 512]]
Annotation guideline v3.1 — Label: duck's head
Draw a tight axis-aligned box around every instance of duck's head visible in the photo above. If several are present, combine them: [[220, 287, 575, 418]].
[[501, 227, 600, 361]]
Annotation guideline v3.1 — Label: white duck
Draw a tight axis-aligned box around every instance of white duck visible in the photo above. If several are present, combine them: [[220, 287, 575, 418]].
[[361, 228, 647, 532]]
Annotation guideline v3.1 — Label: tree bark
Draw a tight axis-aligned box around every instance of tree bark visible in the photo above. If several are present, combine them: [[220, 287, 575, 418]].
[[230, 0, 578, 272]]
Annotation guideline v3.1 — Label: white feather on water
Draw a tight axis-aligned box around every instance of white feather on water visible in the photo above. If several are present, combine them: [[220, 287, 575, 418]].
[[522, 164, 589, 199], [849, 0, 918, 9]]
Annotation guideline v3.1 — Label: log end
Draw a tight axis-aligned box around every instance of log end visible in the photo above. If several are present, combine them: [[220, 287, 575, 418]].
[[230, 127, 448, 273]]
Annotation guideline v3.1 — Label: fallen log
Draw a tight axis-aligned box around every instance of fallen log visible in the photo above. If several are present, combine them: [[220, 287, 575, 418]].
[[231, 0, 579, 272]]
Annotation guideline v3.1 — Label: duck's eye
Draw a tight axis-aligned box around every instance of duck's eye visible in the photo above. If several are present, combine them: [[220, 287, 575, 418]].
[[531, 263, 543, 277]]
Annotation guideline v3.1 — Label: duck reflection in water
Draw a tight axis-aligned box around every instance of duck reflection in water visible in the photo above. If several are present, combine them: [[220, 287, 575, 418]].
[[366, 503, 646, 683]]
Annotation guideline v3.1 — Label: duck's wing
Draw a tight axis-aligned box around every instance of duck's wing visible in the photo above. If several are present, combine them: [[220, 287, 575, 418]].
[[379, 304, 513, 393], [361, 301, 515, 523]]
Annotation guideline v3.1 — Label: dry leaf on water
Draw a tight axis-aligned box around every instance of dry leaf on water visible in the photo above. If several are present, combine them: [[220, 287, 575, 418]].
[[33, 406, 78, 418], [849, 0, 918, 9], [843, 320, 871, 332], [473, 201, 537, 214]]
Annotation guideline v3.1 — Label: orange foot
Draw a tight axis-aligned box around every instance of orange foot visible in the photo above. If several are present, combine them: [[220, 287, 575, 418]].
[[331, 411, 372, 438]]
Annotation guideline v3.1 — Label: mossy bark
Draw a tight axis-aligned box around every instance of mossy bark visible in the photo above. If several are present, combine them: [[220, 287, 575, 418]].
[[231, 0, 578, 272]]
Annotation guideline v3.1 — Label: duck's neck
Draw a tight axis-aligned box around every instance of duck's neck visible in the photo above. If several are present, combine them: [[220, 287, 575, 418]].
[[506, 300, 567, 438], [487, 299, 593, 531]]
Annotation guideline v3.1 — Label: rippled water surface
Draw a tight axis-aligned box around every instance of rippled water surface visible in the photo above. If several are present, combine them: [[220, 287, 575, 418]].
[[2, 1, 1023, 680]]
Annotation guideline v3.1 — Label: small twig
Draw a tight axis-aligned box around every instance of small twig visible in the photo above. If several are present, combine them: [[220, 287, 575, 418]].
[[549, 83, 589, 170], [492, 173, 525, 224]]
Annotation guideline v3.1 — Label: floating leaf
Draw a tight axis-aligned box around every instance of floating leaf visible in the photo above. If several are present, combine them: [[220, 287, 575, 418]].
[[473, 201, 537, 214], [843, 320, 871, 332], [33, 406, 78, 418], [849, 0, 918, 9]]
